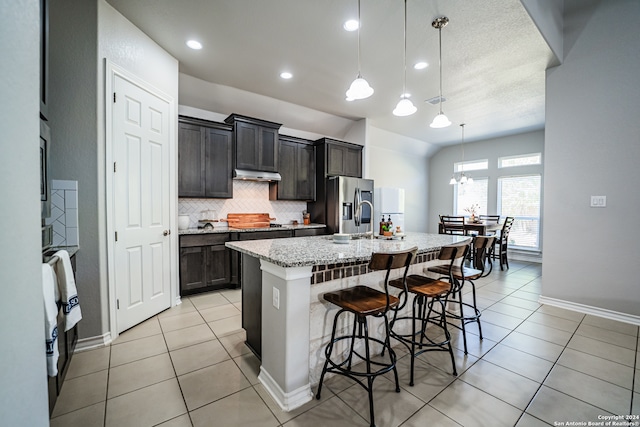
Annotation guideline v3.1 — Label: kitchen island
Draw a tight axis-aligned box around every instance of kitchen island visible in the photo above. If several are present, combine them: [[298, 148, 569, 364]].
[[226, 233, 470, 411]]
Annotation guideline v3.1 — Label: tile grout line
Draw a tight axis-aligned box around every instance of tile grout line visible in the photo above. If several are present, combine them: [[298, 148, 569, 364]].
[[158, 306, 195, 426]]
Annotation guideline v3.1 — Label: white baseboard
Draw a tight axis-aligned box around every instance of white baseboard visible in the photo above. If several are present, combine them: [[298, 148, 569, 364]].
[[538, 296, 640, 326], [74, 332, 112, 352], [258, 367, 313, 412], [508, 250, 542, 264]]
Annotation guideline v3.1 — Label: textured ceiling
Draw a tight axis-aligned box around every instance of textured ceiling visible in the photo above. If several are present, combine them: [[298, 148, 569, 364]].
[[105, 0, 557, 146]]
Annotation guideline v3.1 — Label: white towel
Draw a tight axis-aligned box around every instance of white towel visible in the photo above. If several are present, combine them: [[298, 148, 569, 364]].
[[52, 250, 82, 331], [42, 264, 59, 377]]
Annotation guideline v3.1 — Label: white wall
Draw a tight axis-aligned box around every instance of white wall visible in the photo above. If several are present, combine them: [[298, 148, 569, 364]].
[[0, 0, 50, 423], [49, 0, 179, 340], [542, 0, 640, 317], [520, 0, 564, 64], [179, 73, 355, 140], [367, 125, 437, 233], [428, 130, 545, 234]]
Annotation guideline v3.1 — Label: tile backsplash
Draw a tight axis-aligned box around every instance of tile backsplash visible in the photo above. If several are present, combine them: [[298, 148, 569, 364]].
[[179, 180, 308, 228], [46, 180, 79, 247]]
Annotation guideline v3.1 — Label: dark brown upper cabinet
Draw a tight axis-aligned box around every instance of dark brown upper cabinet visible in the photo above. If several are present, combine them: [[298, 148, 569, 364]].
[[225, 114, 282, 172], [178, 116, 233, 198], [315, 138, 363, 178], [40, 0, 49, 120], [269, 135, 316, 201]]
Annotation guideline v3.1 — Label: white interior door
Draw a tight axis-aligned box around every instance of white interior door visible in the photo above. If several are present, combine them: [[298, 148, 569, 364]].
[[112, 73, 171, 333]]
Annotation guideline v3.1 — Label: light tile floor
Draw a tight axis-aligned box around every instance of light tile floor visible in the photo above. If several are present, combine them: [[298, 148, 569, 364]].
[[50, 261, 639, 427]]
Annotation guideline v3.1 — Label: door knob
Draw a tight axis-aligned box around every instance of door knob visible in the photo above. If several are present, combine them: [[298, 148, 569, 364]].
[[163, 230, 171, 236]]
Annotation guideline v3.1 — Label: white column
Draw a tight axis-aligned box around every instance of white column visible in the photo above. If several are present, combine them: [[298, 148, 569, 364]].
[[258, 260, 314, 412]]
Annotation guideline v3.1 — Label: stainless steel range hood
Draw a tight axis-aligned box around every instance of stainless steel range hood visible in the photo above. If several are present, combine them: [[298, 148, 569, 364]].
[[233, 169, 282, 182]]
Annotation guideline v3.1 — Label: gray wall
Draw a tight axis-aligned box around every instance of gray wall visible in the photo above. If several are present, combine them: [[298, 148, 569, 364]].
[[428, 130, 545, 234], [542, 0, 640, 316], [50, 0, 102, 338], [0, 0, 50, 423], [49, 0, 179, 340]]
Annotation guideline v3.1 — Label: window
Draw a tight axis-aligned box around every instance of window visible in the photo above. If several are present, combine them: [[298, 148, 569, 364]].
[[497, 175, 541, 250], [454, 177, 488, 216], [455, 159, 488, 172], [498, 153, 541, 168]]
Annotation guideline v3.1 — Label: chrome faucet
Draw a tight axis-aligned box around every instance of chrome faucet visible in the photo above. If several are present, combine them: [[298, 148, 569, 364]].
[[356, 200, 374, 240]]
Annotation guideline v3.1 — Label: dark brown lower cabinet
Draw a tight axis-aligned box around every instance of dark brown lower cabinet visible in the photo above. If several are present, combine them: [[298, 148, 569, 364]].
[[47, 253, 78, 415], [241, 253, 262, 357], [180, 234, 233, 296]]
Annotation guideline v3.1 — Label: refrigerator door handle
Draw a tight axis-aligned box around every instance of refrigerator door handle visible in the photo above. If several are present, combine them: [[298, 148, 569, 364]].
[[354, 188, 361, 227]]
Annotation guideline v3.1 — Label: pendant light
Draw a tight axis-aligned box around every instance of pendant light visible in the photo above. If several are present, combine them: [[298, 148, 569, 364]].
[[449, 123, 474, 185], [346, 0, 374, 100], [430, 17, 451, 128], [393, 0, 417, 116]]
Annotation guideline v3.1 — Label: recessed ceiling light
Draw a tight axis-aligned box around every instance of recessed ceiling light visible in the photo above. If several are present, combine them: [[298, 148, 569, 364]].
[[344, 19, 359, 31], [186, 40, 202, 50], [414, 61, 428, 70], [280, 72, 293, 79]]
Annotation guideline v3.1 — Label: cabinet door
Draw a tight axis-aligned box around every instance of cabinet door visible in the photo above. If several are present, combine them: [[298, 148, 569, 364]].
[[205, 245, 231, 288], [258, 127, 278, 172], [40, 0, 49, 120], [178, 123, 205, 197], [297, 144, 315, 200], [204, 127, 233, 198], [180, 246, 207, 293], [326, 143, 346, 176], [235, 122, 259, 170], [345, 146, 362, 178], [276, 140, 297, 199]]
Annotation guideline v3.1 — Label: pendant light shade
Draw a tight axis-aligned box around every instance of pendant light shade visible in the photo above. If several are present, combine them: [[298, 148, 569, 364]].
[[346, 0, 373, 100], [393, 97, 417, 116], [346, 74, 374, 100], [430, 113, 452, 128], [393, 0, 416, 117], [430, 17, 451, 128]]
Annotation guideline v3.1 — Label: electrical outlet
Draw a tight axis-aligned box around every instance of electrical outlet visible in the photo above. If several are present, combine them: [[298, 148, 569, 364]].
[[590, 196, 606, 207], [272, 287, 280, 309]]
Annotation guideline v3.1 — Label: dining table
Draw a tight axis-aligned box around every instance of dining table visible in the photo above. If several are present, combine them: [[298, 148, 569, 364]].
[[438, 219, 502, 236]]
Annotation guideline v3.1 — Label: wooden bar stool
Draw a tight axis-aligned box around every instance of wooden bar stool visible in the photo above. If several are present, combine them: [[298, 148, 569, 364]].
[[426, 238, 492, 354], [316, 247, 417, 427], [387, 244, 467, 385]]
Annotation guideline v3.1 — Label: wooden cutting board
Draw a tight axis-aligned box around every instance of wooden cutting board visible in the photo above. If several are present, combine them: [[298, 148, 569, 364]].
[[225, 213, 275, 229]]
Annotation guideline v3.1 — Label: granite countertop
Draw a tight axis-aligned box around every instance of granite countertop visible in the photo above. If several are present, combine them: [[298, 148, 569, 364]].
[[178, 223, 326, 235], [225, 233, 470, 268]]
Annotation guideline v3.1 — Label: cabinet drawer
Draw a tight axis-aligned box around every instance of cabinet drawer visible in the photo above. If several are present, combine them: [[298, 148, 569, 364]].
[[180, 233, 230, 247], [238, 230, 293, 240], [294, 228, 326, 237]]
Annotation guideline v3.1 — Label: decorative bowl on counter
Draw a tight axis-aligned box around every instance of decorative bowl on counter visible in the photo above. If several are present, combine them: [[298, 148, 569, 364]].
[[333, 233, 350, 244]]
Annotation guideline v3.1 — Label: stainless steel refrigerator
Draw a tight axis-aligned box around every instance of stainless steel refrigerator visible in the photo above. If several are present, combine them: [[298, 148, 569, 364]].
[[322, 176, 374, 234]]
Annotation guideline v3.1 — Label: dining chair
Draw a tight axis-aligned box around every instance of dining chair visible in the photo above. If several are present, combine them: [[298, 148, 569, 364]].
[[493, 217, 515, 270], [439, 215, 466, 235], [316, 247, 417, 427], [478, 215, 500, 235]]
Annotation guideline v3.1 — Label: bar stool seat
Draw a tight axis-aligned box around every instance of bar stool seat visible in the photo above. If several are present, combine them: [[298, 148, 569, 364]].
[[316, 247, 417, 427], [387, 244, 467, 385]]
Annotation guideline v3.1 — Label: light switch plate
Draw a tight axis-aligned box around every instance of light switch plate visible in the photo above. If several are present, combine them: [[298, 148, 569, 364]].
[[590, 196, 606, 207]]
